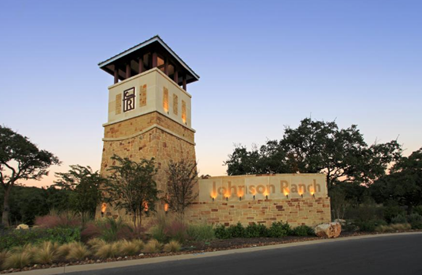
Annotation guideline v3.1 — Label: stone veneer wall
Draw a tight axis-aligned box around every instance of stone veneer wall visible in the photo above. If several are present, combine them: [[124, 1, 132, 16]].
[[184, 197, 331, 227], [100, 111, 196, 192]]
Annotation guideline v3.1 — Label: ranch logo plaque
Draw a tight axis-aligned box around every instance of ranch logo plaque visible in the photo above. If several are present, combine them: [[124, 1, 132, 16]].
[[198, 174, 327, 202]]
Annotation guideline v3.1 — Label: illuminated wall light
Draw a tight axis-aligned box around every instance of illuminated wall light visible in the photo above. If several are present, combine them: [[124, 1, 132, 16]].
[[283, 188, 289, 199], [101, 202, 107, 218], [210, 192, 217, 202], [238, 192, 243, 201], [164, 203, 169, 214], [144, 201, 149, 214], [224, 192, 231, 201], [310, 187, 315, 198], [298, 187, 304, 198]]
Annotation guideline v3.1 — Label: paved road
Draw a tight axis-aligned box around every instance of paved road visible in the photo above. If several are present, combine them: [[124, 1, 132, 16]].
[[68, 234, 422, 275]]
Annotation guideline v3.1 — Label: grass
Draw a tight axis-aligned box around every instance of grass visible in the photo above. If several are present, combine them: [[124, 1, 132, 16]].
[[65, 243, 90, 261], [2, 251, 32, 269], [163, 240, 181, 252], [187, 223, 215, 241], [86, 238, 107, 253], [94, 242, 121, 259], [0, 251, 10, 268], [117, 239, 144, 256], [33, 241, 59, 264], [375, 223, 412, 233], [142, 239, 162, 253]]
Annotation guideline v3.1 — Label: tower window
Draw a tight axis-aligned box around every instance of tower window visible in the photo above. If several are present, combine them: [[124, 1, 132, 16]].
[[123, 87, 135, 112]]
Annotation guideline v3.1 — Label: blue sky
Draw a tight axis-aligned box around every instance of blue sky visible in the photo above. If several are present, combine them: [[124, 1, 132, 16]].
[[1, 0, 421, 187]]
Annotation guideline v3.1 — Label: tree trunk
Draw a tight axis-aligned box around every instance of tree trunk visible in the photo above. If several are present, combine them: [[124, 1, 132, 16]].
[[2, 187, 11, 227]]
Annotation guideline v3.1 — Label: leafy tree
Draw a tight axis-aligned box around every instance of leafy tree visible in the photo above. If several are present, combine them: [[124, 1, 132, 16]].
[[54, 165, 105, 222], [225, 118, 402, 189], [0, 125, 60, 227], [165, 160, 198, 216], [371, 148, 422, 213], [104, 155, 159, 227]]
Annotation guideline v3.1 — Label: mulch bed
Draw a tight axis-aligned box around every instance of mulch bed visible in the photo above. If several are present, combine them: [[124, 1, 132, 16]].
[[0, 231, 414, 274]]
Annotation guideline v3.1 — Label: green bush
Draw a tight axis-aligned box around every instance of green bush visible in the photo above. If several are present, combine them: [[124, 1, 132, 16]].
[[268, 222, 291, 238], [383, 205, 406, 223], [186, 224, 215, 241], [407, 213, 422, 229], [214, 224, 231, 239], [0, 227, 80, 251], [414, 206, 422, 216], [227, 223, 246, 238], [245, 223, 268, 238], [292, 225, 314, 236], [391, 215, 407, 224]]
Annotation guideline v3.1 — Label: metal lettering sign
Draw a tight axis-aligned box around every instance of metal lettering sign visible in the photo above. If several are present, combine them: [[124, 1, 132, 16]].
[[123, 87, 135, 112]]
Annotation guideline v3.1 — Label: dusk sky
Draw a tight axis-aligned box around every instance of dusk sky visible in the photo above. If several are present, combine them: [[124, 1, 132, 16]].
[[1, 0, 421, 187]]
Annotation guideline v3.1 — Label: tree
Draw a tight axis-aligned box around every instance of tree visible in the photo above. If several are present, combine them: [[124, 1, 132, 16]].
[[165, 160, 198, 216], [104, 155, 159, 227], [225, 118, 402, 189], [371, 148, 422, 213], [0, 125, 60, 227], [54, 165, 105, 222]]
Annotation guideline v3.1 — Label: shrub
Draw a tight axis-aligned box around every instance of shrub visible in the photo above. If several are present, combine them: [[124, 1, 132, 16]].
[[2, 251, 32, 270], [66, 242, 90, 261], [96, 218, 130, 242], [375, 223, 412, 233], [163, 220, 188, 243], [0, 227, 80, 251], [391, 215, 407, 224], [407, 213, 422, 229], [356, 219, 387, 232], [80, 222, 101, 242], [150, 215, 188, 243], [95, 242, 121, 259], [292, 225, 314, 236], [0, 251, 10, 268], [86, 238, 106, 253], [142, 239, 162, 253], [33, 241, 59, 264], [186, 224, 215, 241], [214, 224, 231, 239], [116, 239, 143, 256], [57, 243, 72, 259], [163, 240, 181, 252], [227, 223, 246, 238], [34, 212, 81, 229], [390, 223, 412, 231], [383, 205, 406, 223], [245, 223, 268, 238], [268, 222, 291, 238], [414, 205, 422, 216]]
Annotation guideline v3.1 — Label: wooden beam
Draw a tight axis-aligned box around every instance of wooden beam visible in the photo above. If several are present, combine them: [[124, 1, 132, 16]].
[[174, 70, 178, 84], [164, 58, 168, 75], [138, 57, 144, 74], [183, 75, 187, 91], [126, 63, 131, 79], [114, 67, 119, 84], [152, 52, 157, 68]]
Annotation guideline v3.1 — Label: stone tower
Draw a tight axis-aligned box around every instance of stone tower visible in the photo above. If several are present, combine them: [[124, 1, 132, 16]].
[[98, 35, 198, 197]]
